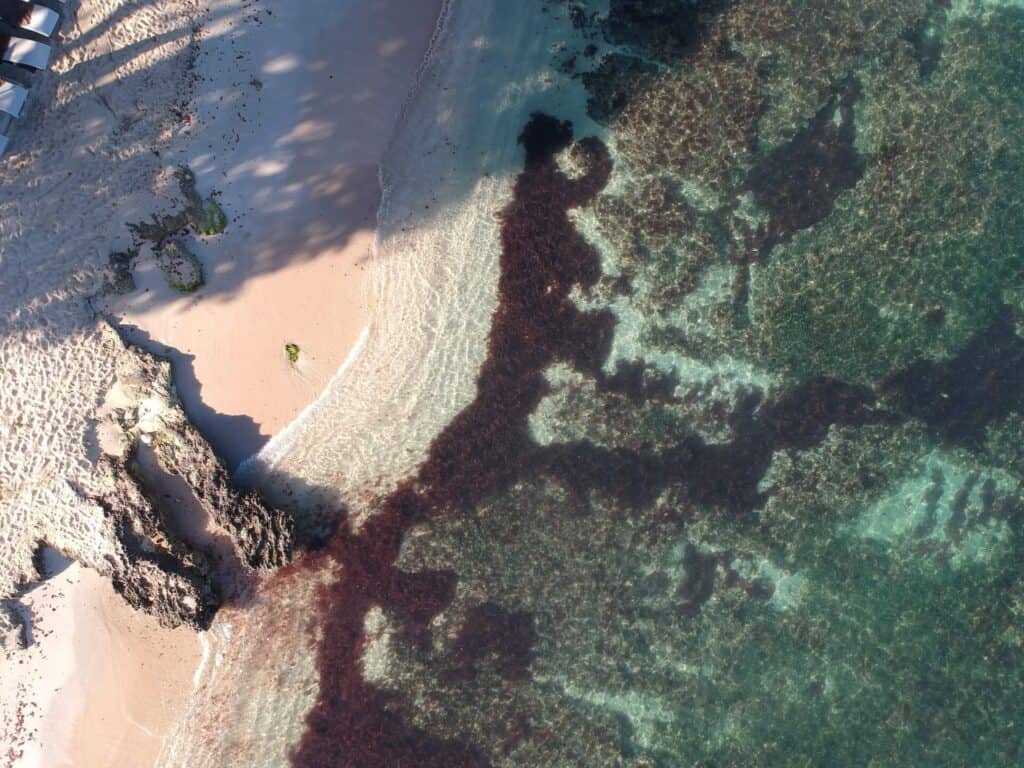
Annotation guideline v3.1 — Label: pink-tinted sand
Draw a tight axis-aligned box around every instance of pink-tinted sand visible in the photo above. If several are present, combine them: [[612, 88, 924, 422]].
[[105, 0, 444, 467]]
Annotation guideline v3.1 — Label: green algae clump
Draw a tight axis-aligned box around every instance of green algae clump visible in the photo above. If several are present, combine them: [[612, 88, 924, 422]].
[[177, 166, 228, 236], [285, 343, 300, 364], [128, 167, 227, 256], [194, 198, 228, 236], [154, 240, 203, 293]]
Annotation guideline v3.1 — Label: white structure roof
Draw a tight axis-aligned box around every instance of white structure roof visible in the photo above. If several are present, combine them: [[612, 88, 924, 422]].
[[3, 37, 51, 69], [0, 80, 27, 116], [21, 5, 59, 37]]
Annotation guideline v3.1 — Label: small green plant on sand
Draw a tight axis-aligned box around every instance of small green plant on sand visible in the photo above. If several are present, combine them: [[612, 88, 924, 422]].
[[285, 343, 300, 364]]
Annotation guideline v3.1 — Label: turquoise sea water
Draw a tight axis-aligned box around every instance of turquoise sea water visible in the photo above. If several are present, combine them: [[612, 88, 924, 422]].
[[183, 1, 1024, 765]]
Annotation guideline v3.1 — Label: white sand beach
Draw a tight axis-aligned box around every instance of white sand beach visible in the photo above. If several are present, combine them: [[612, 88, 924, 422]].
[[0, 564, 201, 768], [102, 0, 444, 468], [0, 0, 444, 765]]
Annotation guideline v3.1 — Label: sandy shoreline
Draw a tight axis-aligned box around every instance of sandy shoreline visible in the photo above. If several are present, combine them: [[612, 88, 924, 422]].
[[103, 0, 444, 468], [0, 0, 443, 765], [0, 564, 201, 768], [159, 0, 606, 759]]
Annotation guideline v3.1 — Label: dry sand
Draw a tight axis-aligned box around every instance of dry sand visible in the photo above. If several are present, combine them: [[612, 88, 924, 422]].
[[103, 0, 444, 468], [0, 564, 201, 768], [62, 569, 200, 768], [0, 0, 202, 614]]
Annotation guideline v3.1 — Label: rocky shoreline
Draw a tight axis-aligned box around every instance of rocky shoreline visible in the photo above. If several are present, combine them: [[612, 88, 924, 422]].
[[2, 321, 294, 637]]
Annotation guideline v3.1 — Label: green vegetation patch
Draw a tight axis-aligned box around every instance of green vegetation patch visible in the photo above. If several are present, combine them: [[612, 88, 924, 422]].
[[155, 240, 203, 293], [177, 166, 228, 236]]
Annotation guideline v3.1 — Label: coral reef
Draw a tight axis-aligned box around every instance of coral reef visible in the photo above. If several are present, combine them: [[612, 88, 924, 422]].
[[748, 10, 1024, 381], [577, 0, 1024, 384], [282, 2, 1024, 765]]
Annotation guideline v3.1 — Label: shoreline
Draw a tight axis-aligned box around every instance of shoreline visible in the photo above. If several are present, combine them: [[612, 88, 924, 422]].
[[102, 0, 445, 469], [246, 0, 600, 518], [160, 0, 613, 762], [0, 564, 201, 768], [0, 0, 446, 766]]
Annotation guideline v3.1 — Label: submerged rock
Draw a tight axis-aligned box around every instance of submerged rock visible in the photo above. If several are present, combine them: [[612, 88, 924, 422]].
[[580, 53, 657, 125]]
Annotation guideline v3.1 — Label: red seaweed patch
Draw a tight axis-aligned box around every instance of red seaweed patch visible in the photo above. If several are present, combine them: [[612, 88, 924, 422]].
[[289, 113, 612, 767], [451, 603, 537, 681], [289, 106, 903, 764]]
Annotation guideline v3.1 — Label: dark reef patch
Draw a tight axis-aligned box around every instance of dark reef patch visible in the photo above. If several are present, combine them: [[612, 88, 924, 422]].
[[387, 568, 459, 648], [901, 1, 951, 79], [290, 67, 1020, 755], [535, 377, 881, 515], [597, 359, 682, 404], [764, 377, 881, 450], [901, 19, 944, 78], [415, 114, 615, 511], [677, 543, 720, 616], [746, 78, 865, 259], [580, 53, 658, 125], [451, 603, 537, 681], [880, 306, 1024, 446], [604, 0, 734, 61]]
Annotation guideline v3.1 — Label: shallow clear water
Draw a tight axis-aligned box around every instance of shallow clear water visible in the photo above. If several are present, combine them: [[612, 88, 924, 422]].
[[175, 1, 1024, 765]]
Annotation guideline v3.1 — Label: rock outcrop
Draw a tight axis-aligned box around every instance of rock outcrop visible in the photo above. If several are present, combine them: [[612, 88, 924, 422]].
[[2, 321, 293, 635], [85, 328, 294, 627]]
